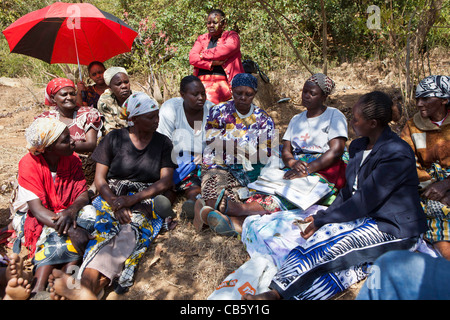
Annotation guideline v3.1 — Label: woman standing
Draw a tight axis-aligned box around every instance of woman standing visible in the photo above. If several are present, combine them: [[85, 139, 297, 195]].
[[243, 91, 427, 300], [157, 75, 214, 217], [400, 75, 450, 259], [189, 9, 244, 105], [78, 92, 177, 295]]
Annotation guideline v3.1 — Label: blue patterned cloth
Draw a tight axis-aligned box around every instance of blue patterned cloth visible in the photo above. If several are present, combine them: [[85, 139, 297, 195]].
[[269, 217, 419, 300], [78, 180, 163, 290]]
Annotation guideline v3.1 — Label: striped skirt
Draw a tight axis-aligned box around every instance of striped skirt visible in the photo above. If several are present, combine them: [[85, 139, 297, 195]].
[[270, 217, 419, 300]]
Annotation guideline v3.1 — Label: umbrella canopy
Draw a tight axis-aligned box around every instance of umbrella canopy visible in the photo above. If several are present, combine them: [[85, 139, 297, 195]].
[[2, 2, 138, 66]]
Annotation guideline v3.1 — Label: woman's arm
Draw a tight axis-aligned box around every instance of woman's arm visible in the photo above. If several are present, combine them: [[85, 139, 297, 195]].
[[27, 190, 89, 235], [200, 31, 241, 61], [94, 162, 117, 207], [189, 36, 213, 71], [115, 167, 175, 210], [74, 128, 98, 153], [306, 137, 346, 174]]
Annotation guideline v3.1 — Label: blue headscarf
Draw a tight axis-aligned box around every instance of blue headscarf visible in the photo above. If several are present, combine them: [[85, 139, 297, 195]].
[[231, 73, 258, 92]]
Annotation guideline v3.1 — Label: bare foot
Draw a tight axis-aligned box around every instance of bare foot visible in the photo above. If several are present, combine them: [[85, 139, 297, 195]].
[[6, 253, 23, 279], [48, 269, 97, 300], [193, 199, 214, 232], [242, 289, 281, 300], [3, 277, 31, 300]]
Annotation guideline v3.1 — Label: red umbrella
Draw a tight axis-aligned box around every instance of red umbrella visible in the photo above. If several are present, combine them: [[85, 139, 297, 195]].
[[2, 2, 137, 67]]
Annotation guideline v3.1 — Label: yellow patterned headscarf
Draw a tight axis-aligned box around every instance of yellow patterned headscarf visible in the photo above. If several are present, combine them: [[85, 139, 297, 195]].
[[25, 117, 67, 155]]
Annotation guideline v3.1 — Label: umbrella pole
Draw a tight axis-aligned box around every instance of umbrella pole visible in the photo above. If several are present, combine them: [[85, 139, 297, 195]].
[[72, 27, 82, 83]]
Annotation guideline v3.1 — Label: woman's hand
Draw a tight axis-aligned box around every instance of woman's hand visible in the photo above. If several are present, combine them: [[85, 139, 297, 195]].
[[52, 209, 76, 236], [115, 207, 133, 224], [290, 160, 309, 175], [300, 216, 318, 239], [67, 227, 95, 255], [112, 195, 137, 212], [422, 179, 450, 201], [283, 168, 307, 180]]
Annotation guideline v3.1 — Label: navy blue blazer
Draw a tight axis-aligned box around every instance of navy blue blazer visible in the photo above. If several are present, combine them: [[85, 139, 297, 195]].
[[314, 126, 428, 239]]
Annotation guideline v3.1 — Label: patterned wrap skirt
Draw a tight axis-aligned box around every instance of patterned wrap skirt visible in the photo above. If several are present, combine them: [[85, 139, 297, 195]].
[[421, 163, 450, 243], [12, 205, 97, 269], [270, 217, 419, 300], [78, 179, 163, 291]]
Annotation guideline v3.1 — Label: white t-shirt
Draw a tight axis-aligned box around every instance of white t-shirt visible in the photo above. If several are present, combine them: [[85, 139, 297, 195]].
[[157, 97, 214, 156], [283, 107, 348, 154]]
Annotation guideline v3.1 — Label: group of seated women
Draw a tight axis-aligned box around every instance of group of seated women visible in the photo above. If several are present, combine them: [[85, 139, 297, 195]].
[[6, 56, 450, 300]]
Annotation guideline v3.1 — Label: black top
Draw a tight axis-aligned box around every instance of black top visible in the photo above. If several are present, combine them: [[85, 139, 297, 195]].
[[197, 37, 227, 76], [92, 128, 177, 183]]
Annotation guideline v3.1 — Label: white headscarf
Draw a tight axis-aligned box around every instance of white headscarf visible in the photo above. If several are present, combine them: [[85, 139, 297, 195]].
[[103, 67, 128, 86], [25, 117, 67, 155], [121, 92, 159, 126]]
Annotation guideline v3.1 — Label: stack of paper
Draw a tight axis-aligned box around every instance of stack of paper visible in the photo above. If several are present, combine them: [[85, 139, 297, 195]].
[[247, 168, 330, 210]]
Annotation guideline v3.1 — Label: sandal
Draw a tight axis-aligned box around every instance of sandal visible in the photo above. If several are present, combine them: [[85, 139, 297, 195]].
[[206, 210, 238, 237], [214, 188, 228, 214]]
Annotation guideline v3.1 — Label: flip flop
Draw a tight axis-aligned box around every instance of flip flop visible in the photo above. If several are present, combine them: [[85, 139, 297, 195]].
[[214, 188, 228, 214], [206, 210, 238, 237]]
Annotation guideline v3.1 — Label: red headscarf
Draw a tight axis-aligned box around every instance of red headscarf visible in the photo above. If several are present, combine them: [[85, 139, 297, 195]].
[[44, 78, 75, 106]]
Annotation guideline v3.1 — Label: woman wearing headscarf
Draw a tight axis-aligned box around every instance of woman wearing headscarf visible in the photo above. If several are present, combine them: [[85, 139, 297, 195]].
[[400, 75, 450, 259], [193, 73, 276, 236], [11, 117, 96, 296], [282, 73, 348, 202], [37, 77, 103, 186], [97, 67, 134, 134], [77, 92, 177, 296], [189, 9, 244, 105]]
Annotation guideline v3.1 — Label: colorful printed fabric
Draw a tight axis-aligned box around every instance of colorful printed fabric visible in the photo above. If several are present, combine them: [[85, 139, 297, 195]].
[[294, 152, 349, 193], [415, 75, 450, 99], [25, 117, 67, 156], [203, 100, 275, 169], [14, 205, 96, 268], [36, 106, 102, 144], [120, 92, 159, 127], [44, 78, 76, 106], [269, 217, 419, 300], [79, 179, 163, 290], [97, 89, 130, 134], [421, 163, 450, 243], [81, 85, 101, 108]]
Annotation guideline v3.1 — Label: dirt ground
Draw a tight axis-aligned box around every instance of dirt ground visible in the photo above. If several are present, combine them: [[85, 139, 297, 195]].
[[0, 53, 448, 300]]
